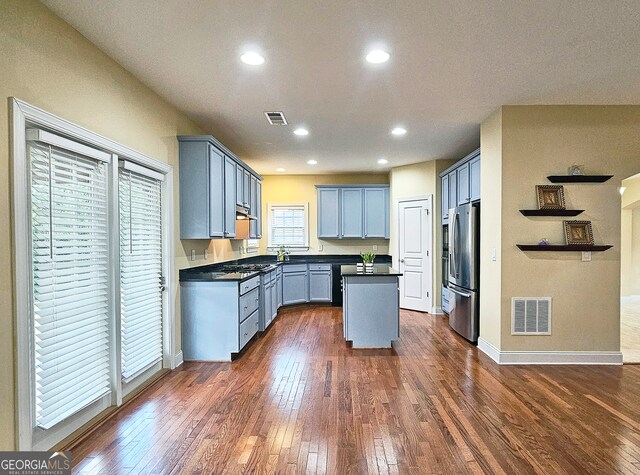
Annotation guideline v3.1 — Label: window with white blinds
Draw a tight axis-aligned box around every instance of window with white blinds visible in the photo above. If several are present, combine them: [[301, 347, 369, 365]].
[[29, 139, 111, 430], [119, 164, 164, 382], [268, 204, 309, 248]]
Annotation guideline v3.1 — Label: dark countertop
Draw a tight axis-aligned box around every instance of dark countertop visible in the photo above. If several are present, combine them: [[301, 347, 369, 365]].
[[180, 254, 392, 282], [179, 270, 262, 283], [341, 264, 402, 277]]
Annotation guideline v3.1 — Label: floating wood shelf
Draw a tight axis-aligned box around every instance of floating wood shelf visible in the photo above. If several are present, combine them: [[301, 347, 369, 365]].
[[547, 175, 613, 183], [519, 209, 585, 217], [516, 244, 613, 252]]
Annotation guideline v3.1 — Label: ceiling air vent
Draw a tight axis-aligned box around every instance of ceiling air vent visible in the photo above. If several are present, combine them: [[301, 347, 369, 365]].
[[264, 111, 288, 125], [511, 297, 551, 335]]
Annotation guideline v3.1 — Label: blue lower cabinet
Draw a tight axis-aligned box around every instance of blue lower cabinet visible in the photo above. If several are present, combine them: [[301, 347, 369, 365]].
[[181, 276, 261, 361], [282, 271, 308, 305], [308, 264, 332, 302]]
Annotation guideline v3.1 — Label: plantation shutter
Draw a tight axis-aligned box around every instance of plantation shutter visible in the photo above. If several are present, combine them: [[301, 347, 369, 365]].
[[270, 205, 307, 247], [28, 130, 112, 430], [119, 162, 164, 382]]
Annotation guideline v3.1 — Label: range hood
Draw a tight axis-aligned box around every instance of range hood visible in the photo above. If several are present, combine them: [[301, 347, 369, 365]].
[[236, 204, 257, 221]]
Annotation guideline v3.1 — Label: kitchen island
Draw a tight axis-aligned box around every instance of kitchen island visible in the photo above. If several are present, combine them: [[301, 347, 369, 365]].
[[341, 265, 402, 348]]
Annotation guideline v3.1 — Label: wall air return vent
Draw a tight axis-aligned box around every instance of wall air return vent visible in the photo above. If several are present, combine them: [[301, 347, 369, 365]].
[[511, 297, 551, 335], [264, 111, 288, 125]]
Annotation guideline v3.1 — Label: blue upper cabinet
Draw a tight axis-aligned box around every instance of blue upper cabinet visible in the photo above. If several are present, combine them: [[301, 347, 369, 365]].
[[208, 146, 225, 238], [316, 185, 390, 239], [469, 156, 480, 202], [442, 174, 450, 223], [223, 156, 236, 238], [440, 149, 480, 222], [178, 136, 262, 239], [256, 180, 263, 238], [457, 162, 470, 205], [340, 188, 364, 238], [249, 175, 258, 238], [236, 165, 244, 206], [317, 188, 340, 238], [364, 188, 386, 238]]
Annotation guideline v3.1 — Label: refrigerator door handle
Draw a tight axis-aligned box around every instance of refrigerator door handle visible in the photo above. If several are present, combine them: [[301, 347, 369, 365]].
[[449, 285, 472, 299], [453, 211, 460, 278]]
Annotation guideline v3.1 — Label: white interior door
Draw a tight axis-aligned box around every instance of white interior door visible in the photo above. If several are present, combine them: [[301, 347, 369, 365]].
[[398, 197, 433, 312]]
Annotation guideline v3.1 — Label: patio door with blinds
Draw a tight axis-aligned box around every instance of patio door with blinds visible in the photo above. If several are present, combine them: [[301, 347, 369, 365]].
[[28, 131, 113, 431], [118, 162, 164, 387], [19, 119, 170, 450]]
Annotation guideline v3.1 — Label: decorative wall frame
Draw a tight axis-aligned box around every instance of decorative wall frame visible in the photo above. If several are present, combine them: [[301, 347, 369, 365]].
[[563, 220, 594, 245], [536, 185, 566, 210]]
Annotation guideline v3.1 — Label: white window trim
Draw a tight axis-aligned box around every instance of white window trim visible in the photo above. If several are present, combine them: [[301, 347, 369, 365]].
[[11, 98, 176, 451], [266, 202, 310, 251]]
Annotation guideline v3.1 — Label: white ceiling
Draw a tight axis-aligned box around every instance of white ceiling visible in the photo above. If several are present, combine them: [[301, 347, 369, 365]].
[[42, 0, 640, 175]]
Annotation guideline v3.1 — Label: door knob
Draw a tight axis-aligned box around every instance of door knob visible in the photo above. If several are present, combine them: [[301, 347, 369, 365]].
[[400, 259, 405, 263]]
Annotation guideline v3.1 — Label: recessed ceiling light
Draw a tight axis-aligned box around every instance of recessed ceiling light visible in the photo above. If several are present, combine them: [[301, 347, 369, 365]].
[[240, 52, 265, 65], [391, 127, 407, 136], [307, 160, 318, 165], [294, 128, 309, 136], [276, 167, 286, 172], [377, 158, 388, 164], [366, 49, 390, 64]]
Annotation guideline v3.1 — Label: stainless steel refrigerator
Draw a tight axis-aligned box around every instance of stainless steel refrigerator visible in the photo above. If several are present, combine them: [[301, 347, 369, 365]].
[[448, 203, 479, 342]]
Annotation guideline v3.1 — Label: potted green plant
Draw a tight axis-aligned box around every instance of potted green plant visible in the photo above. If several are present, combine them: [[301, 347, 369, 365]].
[[277, 245, 287, 262], [361, 251, 376, 273]]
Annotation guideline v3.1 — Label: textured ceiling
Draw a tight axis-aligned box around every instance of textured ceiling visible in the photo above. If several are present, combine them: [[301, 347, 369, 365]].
[[42, 0, 640, 174]]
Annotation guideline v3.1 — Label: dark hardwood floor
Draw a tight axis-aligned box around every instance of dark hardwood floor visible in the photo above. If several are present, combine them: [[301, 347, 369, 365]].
[[71, 307, 640, 474]]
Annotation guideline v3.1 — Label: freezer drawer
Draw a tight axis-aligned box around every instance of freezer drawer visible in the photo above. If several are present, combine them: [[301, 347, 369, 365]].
[[448, 284, 479, 343]]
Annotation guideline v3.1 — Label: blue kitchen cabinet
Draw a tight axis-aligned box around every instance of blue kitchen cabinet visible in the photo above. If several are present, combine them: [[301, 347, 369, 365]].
[[181, 275, 260, 361], [364, 188, 387, 238], [224, 156, 236, 238], [250, 175, 258, 238], [317, 185, 390, 239], [282, 265, 308, 305], [469, 156, 480, 202], [384, 187, 390, 239], [317, 188, 341, 238], [309, 265, 332, 302], [276, 267, 283, 308], [178, 136, 262, 240], [457, 162, 470, 205], [448, 170, 457, 215], [243, 170, 250, 208], [442, 174, 450, 223], [236, 165, 244, 206], [256, 180, 263, 238], [340, 188, 364, 238]]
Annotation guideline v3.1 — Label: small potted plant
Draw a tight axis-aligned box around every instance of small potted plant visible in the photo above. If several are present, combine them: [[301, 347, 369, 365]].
[[361, 251, 375, 273], [277, 245, 288, 262]]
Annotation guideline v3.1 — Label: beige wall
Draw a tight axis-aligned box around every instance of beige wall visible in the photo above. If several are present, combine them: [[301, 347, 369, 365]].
[[0, 0, 250, 450], [479, 109, 503, 348], [482, 105, 640, 352], [259, 174, 390, 256], [621, 174, 640, 296], [389, 159, 456, 310]]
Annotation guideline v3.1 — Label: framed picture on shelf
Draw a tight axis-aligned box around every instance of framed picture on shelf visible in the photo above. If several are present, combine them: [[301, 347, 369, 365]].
[[563, 220, 594, 245], [536, 185, 566, 210]]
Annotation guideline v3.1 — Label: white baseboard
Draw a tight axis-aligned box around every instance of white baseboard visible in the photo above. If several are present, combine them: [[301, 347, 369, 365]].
[[477, 338, 623, 365], [431, 306, 444, 315], [173, 350, 184, 368]]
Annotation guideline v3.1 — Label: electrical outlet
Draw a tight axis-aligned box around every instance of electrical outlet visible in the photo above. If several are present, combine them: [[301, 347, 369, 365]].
[[582, 251, 592, 262], [204, 249, 209, 259], [191, 249, 196, 261], [318, 244, 323, 252], [373, 245, 378, 251]]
